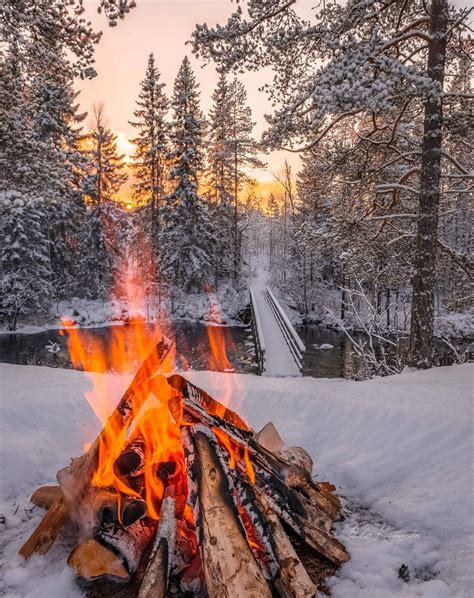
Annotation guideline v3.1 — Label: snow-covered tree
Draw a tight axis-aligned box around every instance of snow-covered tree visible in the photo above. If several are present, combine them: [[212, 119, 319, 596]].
[[207, 73, 235, 283], [0, 48, 52, 328], [130, 53, 170, 270], [160, 57, 214, 292], [29, 48, 89, 300], [207, 75, 263, 281], [1, 0, 136, 79], [81, 105, 128, 298]]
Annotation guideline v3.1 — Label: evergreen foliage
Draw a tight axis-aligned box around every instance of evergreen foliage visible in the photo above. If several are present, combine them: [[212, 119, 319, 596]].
[[161, 57, 214, 292]]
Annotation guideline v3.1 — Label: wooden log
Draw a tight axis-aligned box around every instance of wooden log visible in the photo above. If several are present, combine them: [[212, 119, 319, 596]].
[[68, 538, 130, 581], [258, 488, 349, 566], [281, 446, 313, 475], [193, 429, 272, 598], [31, 486, 63, 510], [286, 465, 341, 521], [31, 485, 147, 532], [19, 337, 173, 559], [138, 494, 176, 598], [255, 491, 317, 598], [69, 517, 158, 582], [114, 438, 146, 478], [255, 422, 284, 454]]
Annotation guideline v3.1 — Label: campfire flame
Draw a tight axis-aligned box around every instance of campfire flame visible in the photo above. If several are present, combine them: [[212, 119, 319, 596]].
[[60, 258, 246, 520]]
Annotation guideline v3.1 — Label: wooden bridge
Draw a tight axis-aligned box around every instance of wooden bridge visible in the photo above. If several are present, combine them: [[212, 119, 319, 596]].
[[249, 277, 305, 376]]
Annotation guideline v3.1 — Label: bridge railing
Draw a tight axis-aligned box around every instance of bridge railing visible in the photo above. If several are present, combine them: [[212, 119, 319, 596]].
[[249, 288, 266, 375], [265, 287, 305, 372]]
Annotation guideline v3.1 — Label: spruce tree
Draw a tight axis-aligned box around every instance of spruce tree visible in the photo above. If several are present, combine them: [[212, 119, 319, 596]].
[[129, 53, 169, 270], [227, 79, 263, 279], [207, 75, 263, 282], [161, 57, 214, 292], [30, 48, 89, 301], [82, 104, 128, 298], [207, 73, 235, 283], [0, 47, 52, 328]]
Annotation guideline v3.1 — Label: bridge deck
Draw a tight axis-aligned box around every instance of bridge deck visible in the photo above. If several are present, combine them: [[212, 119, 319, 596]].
[[250, 268, 301, 377]]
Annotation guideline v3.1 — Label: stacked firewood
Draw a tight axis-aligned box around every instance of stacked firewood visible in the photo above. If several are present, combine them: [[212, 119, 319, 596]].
[[20, 339, 349, 597]]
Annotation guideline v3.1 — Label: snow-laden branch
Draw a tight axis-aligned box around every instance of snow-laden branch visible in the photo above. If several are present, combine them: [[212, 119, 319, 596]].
[[283, 110, 362, 152], [376, 183, 419, 195]]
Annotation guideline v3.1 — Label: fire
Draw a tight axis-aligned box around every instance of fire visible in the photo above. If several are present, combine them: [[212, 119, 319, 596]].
[[205, 292, 235, 373], [60, 239, 243, 521], [212, 427, 255, 485], [61, 254, 183, 519]]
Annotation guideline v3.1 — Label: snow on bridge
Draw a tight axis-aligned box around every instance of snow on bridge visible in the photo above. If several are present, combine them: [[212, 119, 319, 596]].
[[249, 269, 305, 377]]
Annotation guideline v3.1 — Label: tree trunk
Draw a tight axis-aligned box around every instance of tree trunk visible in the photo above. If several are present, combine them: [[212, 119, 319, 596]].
[[409, 0, 448, 367]]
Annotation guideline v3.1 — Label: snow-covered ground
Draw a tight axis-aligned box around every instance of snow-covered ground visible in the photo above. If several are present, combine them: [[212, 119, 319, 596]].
[[0, 363, 472, 597]]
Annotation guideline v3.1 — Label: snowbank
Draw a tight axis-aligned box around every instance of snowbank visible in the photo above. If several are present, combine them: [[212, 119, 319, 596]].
[[0, 364, 472, 597]]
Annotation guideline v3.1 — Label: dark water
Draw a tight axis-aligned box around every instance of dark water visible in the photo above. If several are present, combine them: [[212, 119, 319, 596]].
[[297, 326, 360, 378], [0, 322, 258, 375], [0, 323, 465, 379]]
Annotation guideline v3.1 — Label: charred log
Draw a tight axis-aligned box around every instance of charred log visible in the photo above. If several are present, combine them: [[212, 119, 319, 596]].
[[193, 429, 272, 598]]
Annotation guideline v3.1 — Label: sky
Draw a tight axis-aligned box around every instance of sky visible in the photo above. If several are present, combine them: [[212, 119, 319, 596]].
[[77, 0, 316, 202]]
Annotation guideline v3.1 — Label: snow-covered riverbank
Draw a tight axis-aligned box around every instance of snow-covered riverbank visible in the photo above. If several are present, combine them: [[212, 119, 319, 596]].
[[0, 284, 249, 335], [1, 364, 472, 597]]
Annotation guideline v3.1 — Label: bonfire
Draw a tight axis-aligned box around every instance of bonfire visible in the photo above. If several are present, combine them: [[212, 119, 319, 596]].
[[19, 269, 348, 597]]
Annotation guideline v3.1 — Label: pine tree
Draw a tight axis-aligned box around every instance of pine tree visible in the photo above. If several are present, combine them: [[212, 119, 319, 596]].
[[207, 73, 234, 283], [82, 104, 128, 298], [29, 48, 89, 301], [0, 47, 52, 328], [161, 57, 214, 292], [130, 53, 169, 270]]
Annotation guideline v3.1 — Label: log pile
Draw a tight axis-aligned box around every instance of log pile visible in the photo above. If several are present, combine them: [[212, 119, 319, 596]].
[[20, 339, 349, 597]]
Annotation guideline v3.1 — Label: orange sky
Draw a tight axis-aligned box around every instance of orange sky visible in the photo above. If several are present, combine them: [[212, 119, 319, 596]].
[[76, 0, 318, 203]]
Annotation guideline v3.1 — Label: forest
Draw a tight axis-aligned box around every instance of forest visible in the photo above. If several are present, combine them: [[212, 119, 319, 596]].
[[1, 0, 472, 372]]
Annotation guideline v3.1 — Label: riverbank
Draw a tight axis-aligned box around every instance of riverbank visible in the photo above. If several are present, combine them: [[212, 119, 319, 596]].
[[1, 363, 473, 597], [0, 284, 249, 335]]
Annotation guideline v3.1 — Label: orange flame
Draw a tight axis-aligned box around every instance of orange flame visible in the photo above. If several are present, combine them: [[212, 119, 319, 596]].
[[61, 236, 241, 521], [206, 292, 235, 373], [212, 427, 255, 485], [61, 255, 185, 519]]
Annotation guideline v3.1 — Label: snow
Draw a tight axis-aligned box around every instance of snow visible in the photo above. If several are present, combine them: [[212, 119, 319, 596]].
[[0, 284, 248, 335], [319, 343, 334, 350], [250, 267, 301, 376], [1, 363, 473, 597]]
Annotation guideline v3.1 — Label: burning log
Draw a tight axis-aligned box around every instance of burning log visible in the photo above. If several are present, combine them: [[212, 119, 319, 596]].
[[30, 485, 147, 531], [138, 491, 176, 598], [19, 337, 174, 559], [168, 373, 251, 432], [114, 438, 146, 478], [192, 428, 273, 597], [69, 517, 157, 582]]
